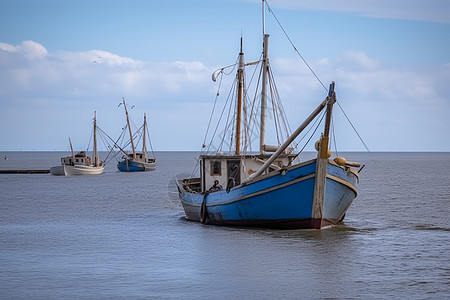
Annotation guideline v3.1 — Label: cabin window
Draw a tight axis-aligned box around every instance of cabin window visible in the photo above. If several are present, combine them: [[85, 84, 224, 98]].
[[76, 159, 79, 162], [210, 161, 221, 176]]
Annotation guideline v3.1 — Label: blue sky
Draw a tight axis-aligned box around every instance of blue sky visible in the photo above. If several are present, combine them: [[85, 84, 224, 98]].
[[1, 0, 449, 152]]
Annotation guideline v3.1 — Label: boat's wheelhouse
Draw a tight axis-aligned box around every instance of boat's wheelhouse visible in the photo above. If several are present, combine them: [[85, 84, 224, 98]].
[[61, 151, 91, 166], [199, 153, 296, 193], [124, 152, 156, 164]]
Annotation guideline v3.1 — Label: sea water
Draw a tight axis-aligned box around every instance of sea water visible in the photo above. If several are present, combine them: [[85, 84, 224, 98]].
[[1, 151, 449, 299]]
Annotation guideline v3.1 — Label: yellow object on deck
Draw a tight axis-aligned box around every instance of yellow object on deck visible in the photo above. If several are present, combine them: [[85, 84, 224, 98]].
[[334, 157, 347, 166]]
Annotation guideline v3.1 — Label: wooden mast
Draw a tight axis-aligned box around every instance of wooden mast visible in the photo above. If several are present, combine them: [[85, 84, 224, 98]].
[[142, 113, 147, 159], [259, 0, 269, 154], [93, 111, 99, 167], [122, 97, 136, 160], [69, 137, 74, 161], [235, 38, 245, 155]]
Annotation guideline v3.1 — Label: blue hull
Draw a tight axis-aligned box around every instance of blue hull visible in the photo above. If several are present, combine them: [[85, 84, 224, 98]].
[[177, 159, 358, 229], [117, 159, 156, 172]]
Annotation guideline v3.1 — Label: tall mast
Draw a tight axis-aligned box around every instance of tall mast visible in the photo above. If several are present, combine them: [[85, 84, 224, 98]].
[[93, 111, 99, 167], [235, 38, 245, 155], [142, 113, 147, 158], [122, 97, 136, 160], [69, 137, 74, 160], [260, 33, 269, 154], [259, 0, 269, 154]]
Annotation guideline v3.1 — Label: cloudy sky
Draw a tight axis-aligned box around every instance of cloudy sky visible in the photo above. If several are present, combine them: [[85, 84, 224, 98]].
[[1, 0, 449, 152]]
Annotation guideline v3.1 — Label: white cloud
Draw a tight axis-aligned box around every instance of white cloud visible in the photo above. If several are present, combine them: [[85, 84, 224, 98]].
[[0, 40, 215, 150], [0, 41, 211, 104], [0, 40, 48, 60], [338, 51, 380, 71], [0, 40, 449, 151], [55, 50, 138, 67], [272, 50, 447, 105], [268, 51, 450, 151]]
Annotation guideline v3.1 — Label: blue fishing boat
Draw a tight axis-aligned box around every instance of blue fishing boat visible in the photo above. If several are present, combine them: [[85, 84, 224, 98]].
[[117, 98, 156, 172], [176, 0, 362, 229]]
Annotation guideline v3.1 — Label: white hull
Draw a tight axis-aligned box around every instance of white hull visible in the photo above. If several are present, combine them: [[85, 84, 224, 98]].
[[50, 165, 65, 175], [139, 161, 156, 171], [64, 165, 104, 175], [51, 113, 104, 176], [50, 164, 104, 176]]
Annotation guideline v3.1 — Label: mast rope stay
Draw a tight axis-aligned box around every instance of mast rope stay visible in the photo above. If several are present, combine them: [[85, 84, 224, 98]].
[[145, 120, 156, 158], [202, 58, 239, 151], [265, 0, 372, 157], [331, 113, 339, 158], [265, 0, 328, 93], [287, 109, 326, 166], [87, 124, 93, 152], [335, 99, 373, 156], [242, 54, 263, 155], [202, 70, 223, 150]]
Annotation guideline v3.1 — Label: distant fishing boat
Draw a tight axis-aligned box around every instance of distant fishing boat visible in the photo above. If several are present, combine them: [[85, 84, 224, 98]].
[[117, 98, 156, 172], [176, 0, 362, 229], [50, 113, 104, 176]]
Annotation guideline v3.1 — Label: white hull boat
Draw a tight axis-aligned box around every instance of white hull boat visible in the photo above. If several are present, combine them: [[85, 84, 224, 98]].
[[51, 113, 104, 176]]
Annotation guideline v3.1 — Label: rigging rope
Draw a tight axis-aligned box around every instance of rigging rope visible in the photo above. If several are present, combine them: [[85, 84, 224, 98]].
[[96, 126, 124, 164], [336, 99, 372, 155], [146, 122, 156, 158], [221, 80, 239, 151], [268, 66, 291, 144], [265, 1, 373, 156], [203, 71, 224, 149], [331, 114, 339, 157], [288, 109, 326, 166], [86, 124, 93, 152], [243, 56, 264, 154], [265, 0, 328, 93], [202, 58, 239, 152]]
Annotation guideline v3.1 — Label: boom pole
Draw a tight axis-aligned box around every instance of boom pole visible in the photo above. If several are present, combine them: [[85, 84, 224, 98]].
[[249, 89, 334, 180]]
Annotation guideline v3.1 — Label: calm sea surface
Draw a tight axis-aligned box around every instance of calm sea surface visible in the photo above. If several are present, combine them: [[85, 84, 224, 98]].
[[1, 151, 449, 299]]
